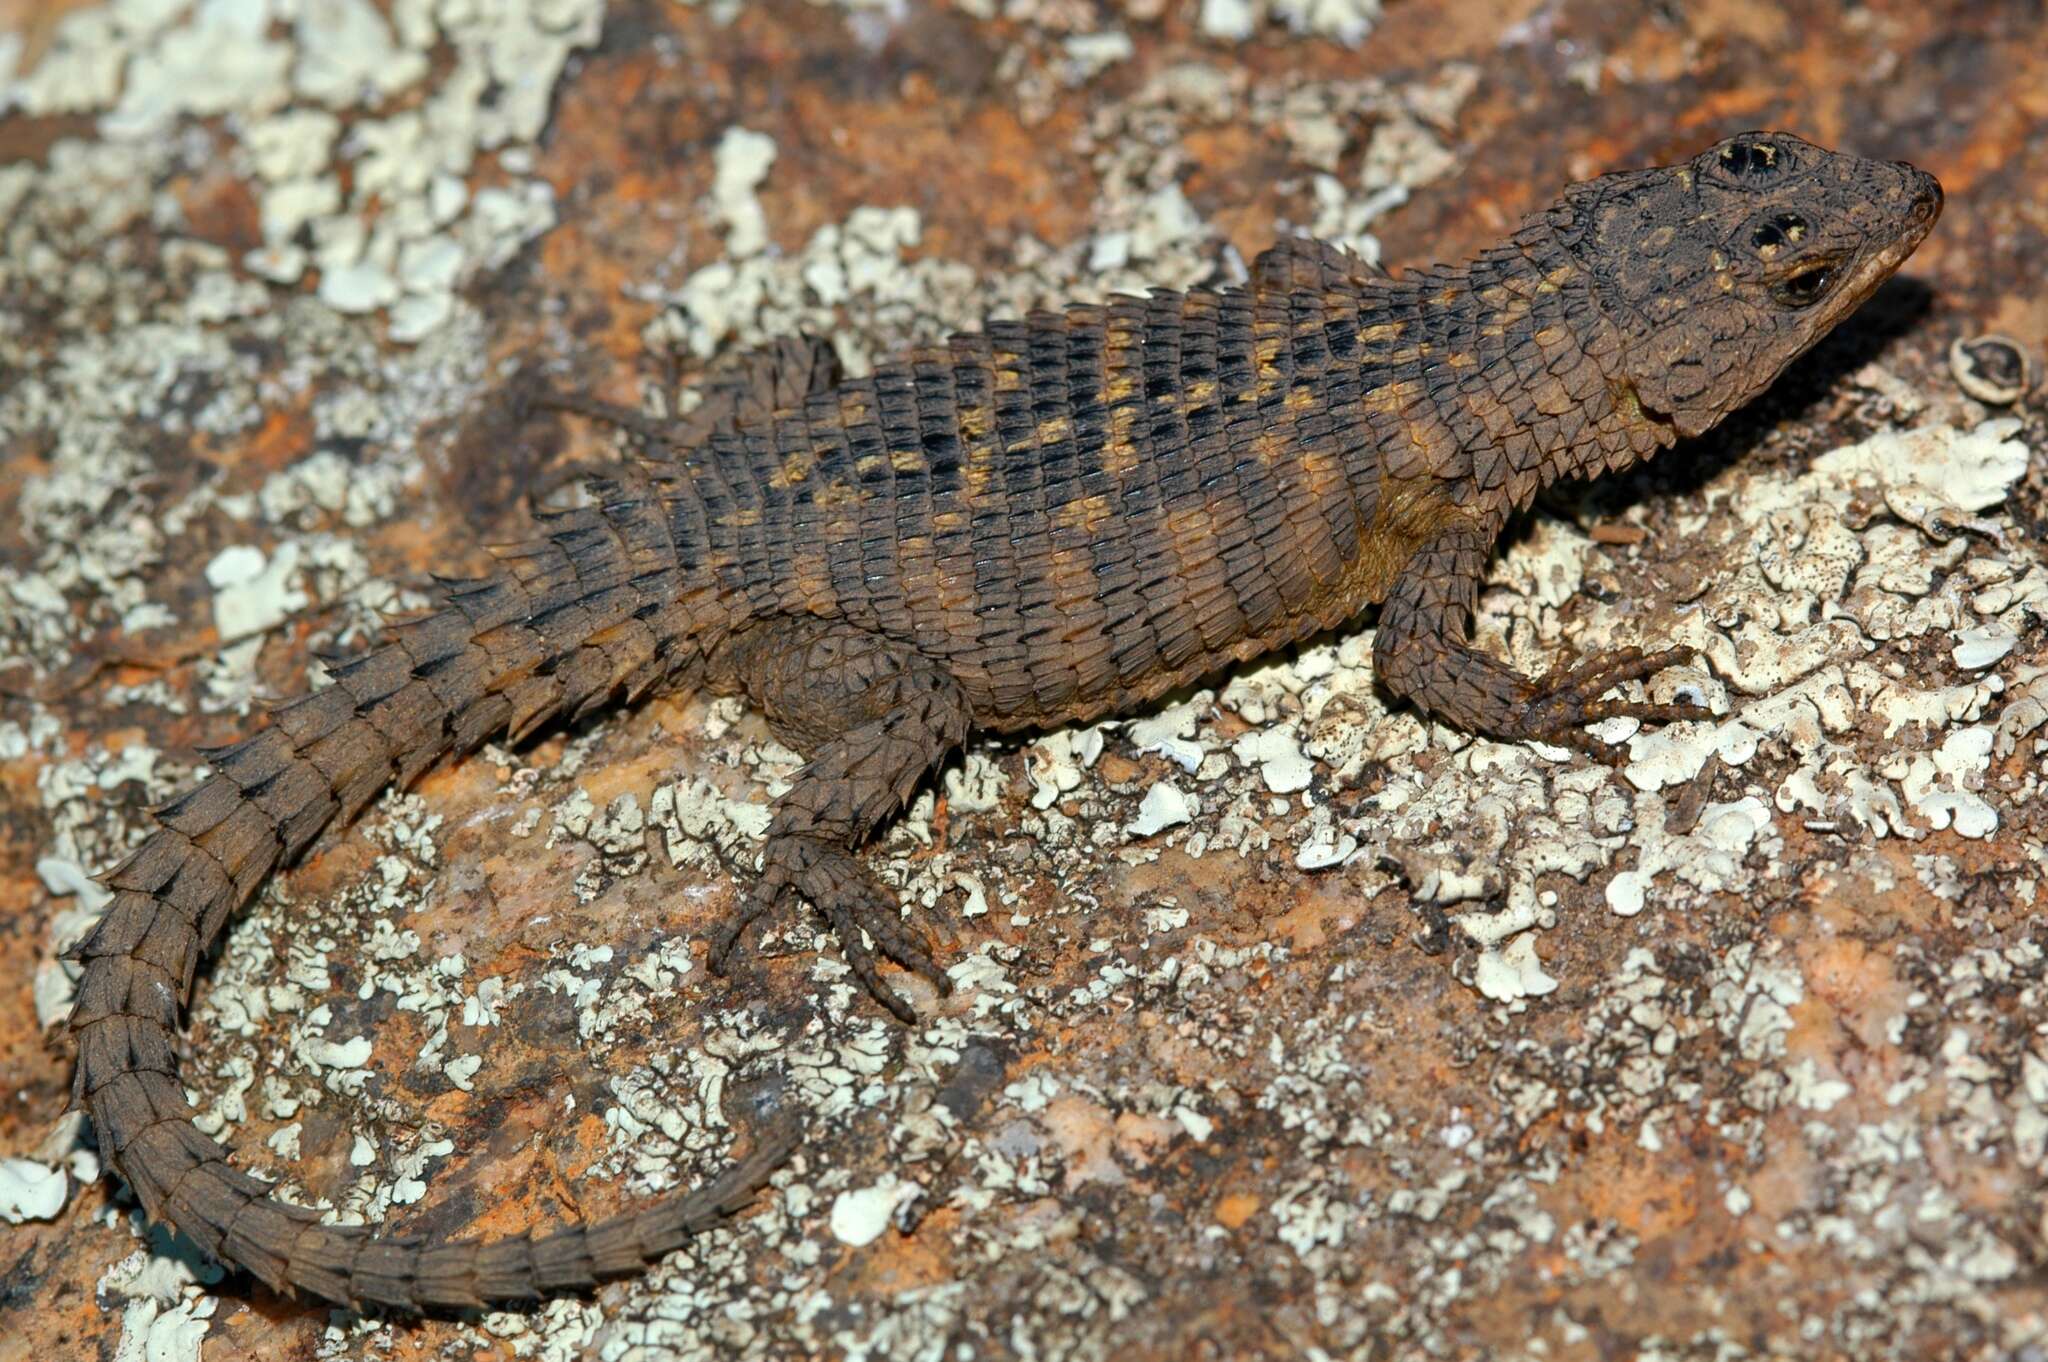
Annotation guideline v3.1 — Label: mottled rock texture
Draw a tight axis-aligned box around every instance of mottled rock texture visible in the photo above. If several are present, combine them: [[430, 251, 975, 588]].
[[3, 1, 2046, 1358]]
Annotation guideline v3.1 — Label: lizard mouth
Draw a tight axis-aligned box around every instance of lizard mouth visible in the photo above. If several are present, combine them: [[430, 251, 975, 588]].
[[1839, 166, 1943, 306], [1820, 184, 1941, 324]]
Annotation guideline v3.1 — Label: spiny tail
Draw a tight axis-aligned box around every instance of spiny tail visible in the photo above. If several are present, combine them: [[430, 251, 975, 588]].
[[65, 487, 779, 1312]]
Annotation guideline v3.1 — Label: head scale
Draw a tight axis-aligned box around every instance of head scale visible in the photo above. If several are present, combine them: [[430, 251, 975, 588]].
[[1550, 132, 1942, 437]]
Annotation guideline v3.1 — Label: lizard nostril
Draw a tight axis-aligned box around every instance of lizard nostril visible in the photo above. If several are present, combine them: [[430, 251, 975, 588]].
[[1902, 166, 1943, 221], [1914, 184, 1943, 224]]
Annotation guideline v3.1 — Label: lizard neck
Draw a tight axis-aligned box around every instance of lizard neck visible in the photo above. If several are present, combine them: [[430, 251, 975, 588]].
[[1489, 224, 1687, 492], [1351, 224, 1681, 535]]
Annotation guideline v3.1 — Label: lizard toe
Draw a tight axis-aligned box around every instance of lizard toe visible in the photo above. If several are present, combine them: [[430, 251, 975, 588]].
[[799, 847, 946, 1022], [736, 834, 946, 1021], [842, 895, 952, 999], [707, 858, 797, 974], [1517, 644, 1712, 751], [824, 899, 922, 1025]]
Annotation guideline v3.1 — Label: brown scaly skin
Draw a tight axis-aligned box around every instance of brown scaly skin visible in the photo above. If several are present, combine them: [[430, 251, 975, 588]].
[[60, 133, 1939, 1314]]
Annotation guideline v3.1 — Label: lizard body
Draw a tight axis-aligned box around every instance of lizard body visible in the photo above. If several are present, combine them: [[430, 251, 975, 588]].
[[61, 133, 1940, 1313]]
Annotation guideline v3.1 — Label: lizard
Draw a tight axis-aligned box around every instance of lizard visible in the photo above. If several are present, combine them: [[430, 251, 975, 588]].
[[56, 132, 1941, 1315]]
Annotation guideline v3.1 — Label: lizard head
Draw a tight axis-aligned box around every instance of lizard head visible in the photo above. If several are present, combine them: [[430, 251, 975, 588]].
[[1554, 131, 1942, 438]]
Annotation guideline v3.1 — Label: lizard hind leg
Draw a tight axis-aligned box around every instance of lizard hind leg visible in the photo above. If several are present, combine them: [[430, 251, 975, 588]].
[[706, 618, 972, 1022]]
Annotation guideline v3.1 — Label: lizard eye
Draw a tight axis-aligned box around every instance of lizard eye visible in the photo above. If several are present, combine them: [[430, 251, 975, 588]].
[[1750, 213, 1809, 259], [1719, 140, 1780, 177], [1772, 263, 1835, 308]]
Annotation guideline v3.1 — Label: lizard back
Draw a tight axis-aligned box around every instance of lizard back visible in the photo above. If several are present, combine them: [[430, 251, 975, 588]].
[[662, 231, 1645, 729]]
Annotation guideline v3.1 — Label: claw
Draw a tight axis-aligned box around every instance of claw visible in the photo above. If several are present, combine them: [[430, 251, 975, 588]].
[[707, 847, 803, 973], [706, 877, 782, 975], [709, 835, 946, 1022], [836, 890, 952, 1001], [826, 898, 921, 1025], [1515, 644, 1710, 754]]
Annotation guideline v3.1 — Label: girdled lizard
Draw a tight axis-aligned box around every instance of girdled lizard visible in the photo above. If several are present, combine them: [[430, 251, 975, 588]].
[[61, 133, 1940, 1313]]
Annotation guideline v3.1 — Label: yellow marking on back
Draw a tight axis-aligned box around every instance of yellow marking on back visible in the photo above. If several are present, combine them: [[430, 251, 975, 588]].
[[773, 452, 815, 488], [1052, 492, 1114, 533], [1104, 437, 1139, 478], [1364, 378, 1421, 415], [964, 445, 999, 497], [1297, 444, 1341, 495], [789, 544, 833, 607], [1048, 543, 1093, 582]]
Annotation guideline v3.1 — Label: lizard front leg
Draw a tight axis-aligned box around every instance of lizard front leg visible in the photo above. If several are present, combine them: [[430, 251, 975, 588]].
[[707, 617, 972, 1021], [1374, 521, 1710, 752]]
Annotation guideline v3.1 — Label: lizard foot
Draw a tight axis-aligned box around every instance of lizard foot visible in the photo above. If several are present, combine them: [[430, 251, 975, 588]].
[[708, 834, 950, 1023], [1514, 645, 1713, 756]]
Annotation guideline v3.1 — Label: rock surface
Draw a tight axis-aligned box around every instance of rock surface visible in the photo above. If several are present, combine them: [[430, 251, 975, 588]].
[[3, 0, 2047, 1358]]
